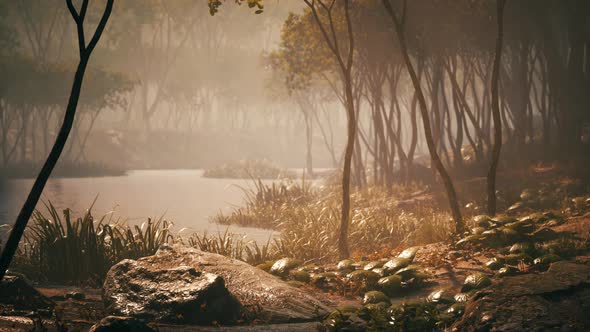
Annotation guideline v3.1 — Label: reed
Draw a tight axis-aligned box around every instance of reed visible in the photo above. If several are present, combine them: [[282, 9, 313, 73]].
[[13, 201, 173, 285]]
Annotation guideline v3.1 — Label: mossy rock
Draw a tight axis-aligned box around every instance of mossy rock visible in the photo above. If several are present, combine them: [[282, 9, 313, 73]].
[[398, 247, 420, 260], [289, 270, 311, 283], [347, 270, 380, 288], [456, 234, 485, 248], [363, 301, 390, 312], [426, 289, 455, 304], [311, 272, 338, 288], [297, 264, 322, 273], [503, 253, 533, 265], [270, 258, 302, 277], [337, 259, 355, 271], [377, 275, 402, 297], [485, 257, 505, 271], [453, 293, 471, 303], [505, 221, 535, 234], [461, 273, 491, 292], [387, 302, 438, 332], [446, 303, 465, 316], [507, 201, 524, 213], [364, 261, 385, 270], [395, 265, 427, 282], [255, 261, 274, 272], [497, 227, 522, 243], [492, 215, 517, 225], [372, 268, 385, 277], [497, 266, 519, 277], [382, 257, 411, 275], [509, 242, 538, 256], [473, 215, 492, 224], [533, 253, 562, 266], [363, 291, 390, 305]]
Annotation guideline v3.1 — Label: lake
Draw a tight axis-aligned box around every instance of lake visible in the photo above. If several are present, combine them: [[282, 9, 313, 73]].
[[0, 170, 288, 243]]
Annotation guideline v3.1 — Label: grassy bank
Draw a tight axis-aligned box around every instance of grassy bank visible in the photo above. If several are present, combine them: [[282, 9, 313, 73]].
[[202, 159, 295, 179]]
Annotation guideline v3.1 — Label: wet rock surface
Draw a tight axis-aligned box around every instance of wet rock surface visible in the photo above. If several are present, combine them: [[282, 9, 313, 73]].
[[103, 261, 241, 324], [452, 261, 590, 331], [103, 245, 330, 325]]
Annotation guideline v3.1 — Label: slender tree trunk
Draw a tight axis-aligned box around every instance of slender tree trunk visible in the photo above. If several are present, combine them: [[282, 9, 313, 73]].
[[304, 0, 355, 259], [487, 0, 506, 216], [0, 0, 114, 281], [382, 0, 464, 233]]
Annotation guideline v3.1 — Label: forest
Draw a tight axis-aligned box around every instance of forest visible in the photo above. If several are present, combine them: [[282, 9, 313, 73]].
[[0, 0, 590, 331]]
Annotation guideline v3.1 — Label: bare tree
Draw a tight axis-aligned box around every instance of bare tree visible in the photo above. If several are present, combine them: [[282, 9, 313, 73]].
[[303, 0, 356, 259], [381, 0, 464, 233], [487, 0, 507, 216], [0, 0, 114, 281]]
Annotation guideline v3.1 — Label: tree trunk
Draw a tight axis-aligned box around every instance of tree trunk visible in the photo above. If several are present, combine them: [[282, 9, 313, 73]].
[[487, 0, 506, 216], [382, 0, 464, 233], [0, 0, 114, 281]]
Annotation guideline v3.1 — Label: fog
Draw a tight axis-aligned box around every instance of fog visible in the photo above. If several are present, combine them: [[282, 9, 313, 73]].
[[0, 0, 346, 173]]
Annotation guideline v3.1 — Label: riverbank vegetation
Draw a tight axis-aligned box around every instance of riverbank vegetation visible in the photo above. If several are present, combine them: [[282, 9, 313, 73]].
[[202, 159, 295, 179]]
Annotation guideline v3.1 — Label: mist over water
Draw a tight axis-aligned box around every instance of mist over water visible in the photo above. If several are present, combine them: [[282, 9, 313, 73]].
[[0, 170, 279, 242]]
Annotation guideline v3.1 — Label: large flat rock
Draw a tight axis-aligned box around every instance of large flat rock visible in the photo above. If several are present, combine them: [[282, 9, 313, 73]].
[[103, 245, 330, 325], [452, 261, 590, 331], [104, 263, 241, 324]]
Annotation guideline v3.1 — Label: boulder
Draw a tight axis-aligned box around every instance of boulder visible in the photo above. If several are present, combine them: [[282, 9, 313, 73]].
[[452, 261, 590, 331], [103, 245, 330, 324], [103, 263, 241, 324]]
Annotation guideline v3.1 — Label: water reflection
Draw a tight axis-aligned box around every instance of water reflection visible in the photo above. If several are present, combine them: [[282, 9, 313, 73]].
[[0, 170, 279, 243]]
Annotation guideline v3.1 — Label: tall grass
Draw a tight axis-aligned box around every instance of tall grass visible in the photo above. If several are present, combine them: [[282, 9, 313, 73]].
[[14, 201, 173, 285], [214, 181, 454, 262]]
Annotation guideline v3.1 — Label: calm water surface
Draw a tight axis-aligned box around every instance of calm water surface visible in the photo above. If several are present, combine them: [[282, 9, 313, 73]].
[[0, 170, 282, 242]]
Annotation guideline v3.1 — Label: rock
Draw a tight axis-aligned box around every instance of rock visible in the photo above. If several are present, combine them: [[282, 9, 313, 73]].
[[289, 270, 311, 283], [346, 270, 380, 288], [88, 316, 155, 332], [362, 291, 389, 305], [103, 245, 329, 324], [398, 247, 420, 260], [485, 257, 504, 270], [337, 259, 355, 271], [382, 257, 411, 275], [103, 262, 241, 324], [0, 276, 54, 314], [452, 262, 590, 331], [377, 275, 402, 297], [426, 289, 454, 304], [270, 258, 302, 277], [363, 261, 384, 270], [461, 273, 492, 292]]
